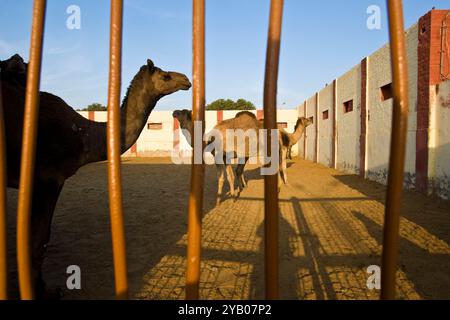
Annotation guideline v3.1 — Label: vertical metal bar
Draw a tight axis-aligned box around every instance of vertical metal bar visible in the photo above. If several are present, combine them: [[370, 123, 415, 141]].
[[0, 74, 7, 300], [186, 0, 205, 300], [263, 0, 283, 300], [381, 0, 410, 300], [107, 0, 128, 300], [16, 0, 46, 300]]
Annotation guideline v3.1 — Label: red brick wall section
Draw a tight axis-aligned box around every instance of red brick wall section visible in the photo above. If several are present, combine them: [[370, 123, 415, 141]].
[[332, 80, 337, 168], [315, 92, 319, 163], [88, 111, 95, 121], [257, 109, 264, 120], [130, 143, 137, 155], [416, 9, 449, 193], [429, 10, 450, 85], [217, 110, 223, 123], [173, 116, 180, 150], [360, 58, 368, 178]]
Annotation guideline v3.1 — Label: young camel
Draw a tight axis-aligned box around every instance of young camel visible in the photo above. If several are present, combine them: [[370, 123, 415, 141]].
[[1, 54, 191, 298], [173, 109, 260, 204]]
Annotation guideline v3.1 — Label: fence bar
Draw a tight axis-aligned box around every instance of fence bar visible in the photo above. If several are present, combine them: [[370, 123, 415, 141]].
[[107, 0, 128, 300], [0, 76, 7, 299], [381, 0, 410, 300], [263, 0, 283, 300], [186, 0, 205, 300], [16, 0, 46, 300]]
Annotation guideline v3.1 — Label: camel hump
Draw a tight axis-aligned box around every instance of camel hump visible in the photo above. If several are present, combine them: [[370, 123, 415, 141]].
[[235, 111, 256, 119], [0, 53, 26, 73]]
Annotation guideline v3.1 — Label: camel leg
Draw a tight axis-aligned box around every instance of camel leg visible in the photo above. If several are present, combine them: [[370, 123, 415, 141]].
[[216, 164, 225, 205], [225, 164, 236, 198], [287, 145, 292, 160], [30, 179, 64, 299], [280, 147, 288, 185], [235, 157, 249, 192]]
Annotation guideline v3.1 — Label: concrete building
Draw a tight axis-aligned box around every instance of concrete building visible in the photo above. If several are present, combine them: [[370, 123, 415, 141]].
[[297, 9, 450, 199]]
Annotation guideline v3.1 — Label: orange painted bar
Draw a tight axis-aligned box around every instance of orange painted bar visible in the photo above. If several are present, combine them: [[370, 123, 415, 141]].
[[381, 0, 410, 300], [263, 0, 283, 300], [107, 0, 128, 300], [16, 0, 46, 300], [186, 0, 205, 300]]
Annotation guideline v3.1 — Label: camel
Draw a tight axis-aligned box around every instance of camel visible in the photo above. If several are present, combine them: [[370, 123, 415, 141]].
[[0, 54, 191, 298], [173, 109, 260, 203], [172, 110, 310, 201], [277, 117, 312, 183]]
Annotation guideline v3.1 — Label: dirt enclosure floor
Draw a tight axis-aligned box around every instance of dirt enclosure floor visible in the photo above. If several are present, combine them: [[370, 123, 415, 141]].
[[5, 157, 450, 299]]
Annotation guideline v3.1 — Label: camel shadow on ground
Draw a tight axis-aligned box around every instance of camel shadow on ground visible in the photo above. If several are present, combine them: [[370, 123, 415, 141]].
[[5, 161, 218, 299]]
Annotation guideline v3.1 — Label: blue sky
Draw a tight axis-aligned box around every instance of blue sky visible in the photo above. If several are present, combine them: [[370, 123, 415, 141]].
[[0, 0, 444, 110]]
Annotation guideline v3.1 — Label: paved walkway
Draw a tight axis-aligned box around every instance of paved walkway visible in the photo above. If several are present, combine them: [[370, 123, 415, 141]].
[[6, 158, 450, 299]]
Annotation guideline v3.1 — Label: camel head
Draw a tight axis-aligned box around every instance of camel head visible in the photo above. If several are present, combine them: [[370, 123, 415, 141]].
[[294, 117, 312, 131], [172, 109, 192, 130], [0, 53, 28, 87], [145, 59, 191, 97]]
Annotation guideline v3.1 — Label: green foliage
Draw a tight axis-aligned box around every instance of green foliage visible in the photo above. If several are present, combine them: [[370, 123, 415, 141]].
[[79, 103, 107, 111], [206, 98, 256, 110]]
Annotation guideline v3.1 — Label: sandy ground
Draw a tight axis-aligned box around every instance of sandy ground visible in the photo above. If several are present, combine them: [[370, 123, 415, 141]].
[[5, 157, 450, 300]]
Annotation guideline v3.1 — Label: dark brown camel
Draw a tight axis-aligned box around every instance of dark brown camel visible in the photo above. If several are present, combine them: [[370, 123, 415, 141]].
[[0, 54, 191, 298]]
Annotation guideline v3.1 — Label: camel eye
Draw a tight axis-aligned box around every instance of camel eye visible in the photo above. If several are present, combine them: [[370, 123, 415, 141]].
[[163, 74, 171, 81]]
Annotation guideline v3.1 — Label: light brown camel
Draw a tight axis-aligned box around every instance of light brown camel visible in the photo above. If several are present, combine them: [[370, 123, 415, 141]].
[[173, 110, 260, 203], [285, 119, 310, 159], [1, 54, 191, 298], [277, 117, 312, 183], [173, 110, 312, 198]]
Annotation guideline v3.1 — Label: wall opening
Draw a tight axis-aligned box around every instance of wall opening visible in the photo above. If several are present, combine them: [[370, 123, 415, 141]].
[[308, 116, 314, 124], [147, 122, 163, 130], [322, 110, 329, 120], [343, 100, 353, 113], [380, 83, 393, 101]]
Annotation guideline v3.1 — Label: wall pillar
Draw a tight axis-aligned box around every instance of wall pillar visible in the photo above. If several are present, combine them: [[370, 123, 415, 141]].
[[332, 79, 337, 168], [315, 92, 319, 163], [360, 57, 368, 178]]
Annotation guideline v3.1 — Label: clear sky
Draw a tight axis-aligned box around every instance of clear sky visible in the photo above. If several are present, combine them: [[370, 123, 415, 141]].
[[0, 0, 445, 110]]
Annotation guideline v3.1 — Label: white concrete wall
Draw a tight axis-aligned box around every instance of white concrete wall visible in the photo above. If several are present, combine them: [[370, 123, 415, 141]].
[[431, 80, 450, 199], [318, 84, 334, 167], [138, 112, 174, 155], [336, 65, 361, 174], [305, 96, 316, 161], [77, 109, 299, 157], [297, 103, 306, 158], [366, 23, 418, 186]]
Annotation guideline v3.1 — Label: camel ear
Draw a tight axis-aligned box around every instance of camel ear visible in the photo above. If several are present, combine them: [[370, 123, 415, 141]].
[[147, 59, 155, 72]]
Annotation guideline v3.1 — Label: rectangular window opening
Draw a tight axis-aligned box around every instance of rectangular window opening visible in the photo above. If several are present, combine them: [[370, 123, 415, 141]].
[[147, 122, 163, 130], [322, 110, 329, 120], [343, 100, 353, 113], [380, 83, 393, 101]]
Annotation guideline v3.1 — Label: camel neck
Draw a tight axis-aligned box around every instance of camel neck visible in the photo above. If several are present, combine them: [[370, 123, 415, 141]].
[[291, 125, 305, 143], [82, 83, 159, 164]]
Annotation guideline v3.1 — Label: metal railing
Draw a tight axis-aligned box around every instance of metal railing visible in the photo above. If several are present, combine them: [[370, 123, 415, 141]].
[[0, 0, 409, 300], [380, 0, 410, 300]]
